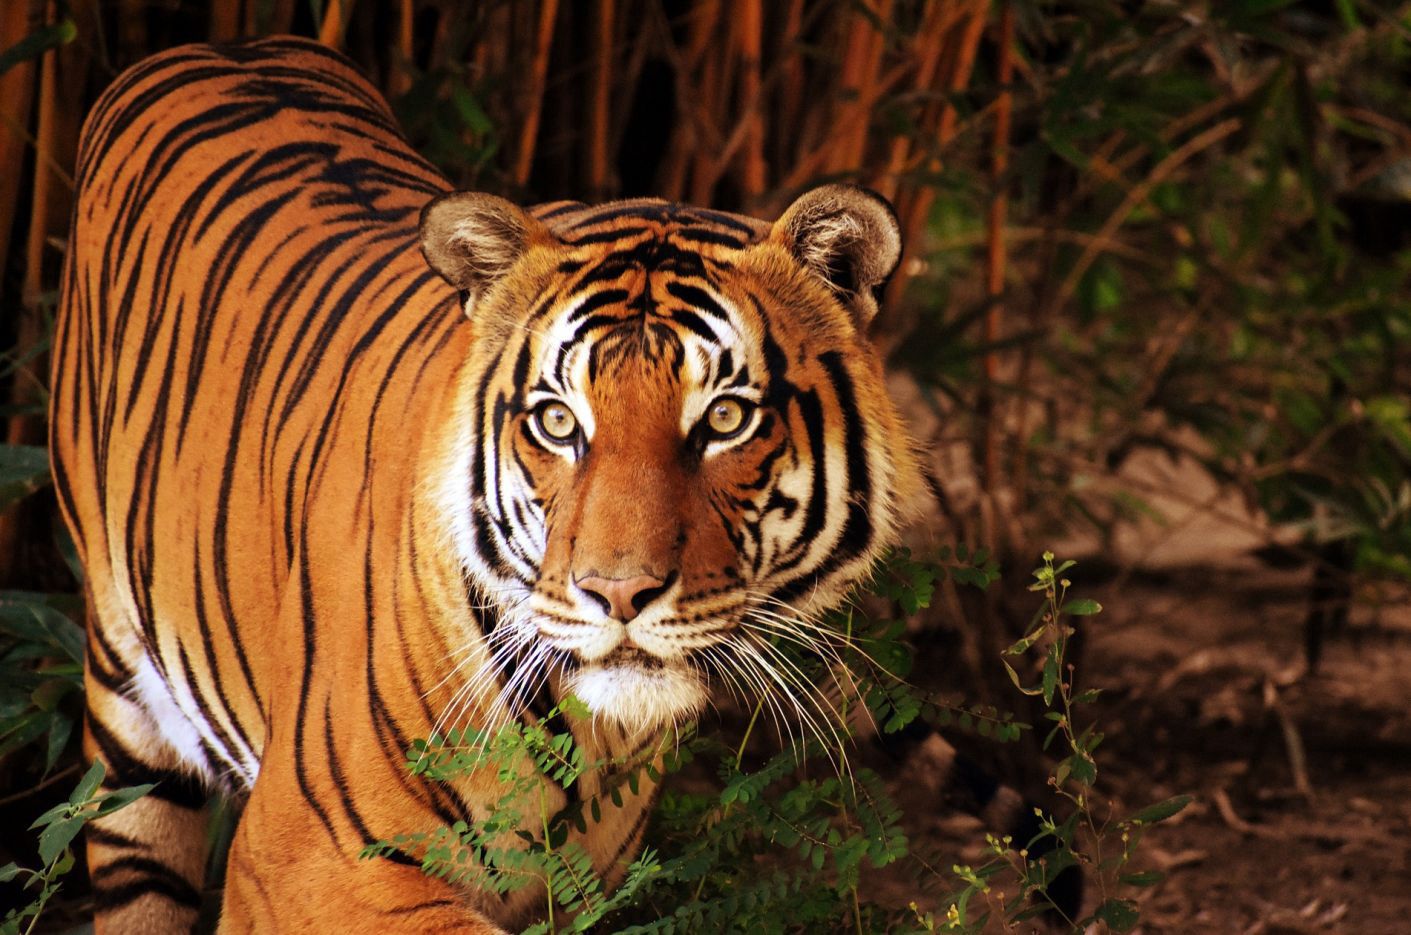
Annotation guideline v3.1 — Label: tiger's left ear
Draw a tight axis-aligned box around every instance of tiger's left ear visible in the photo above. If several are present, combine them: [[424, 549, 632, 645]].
[[771, 184, 902, 325], [420, 191, 554, 310]]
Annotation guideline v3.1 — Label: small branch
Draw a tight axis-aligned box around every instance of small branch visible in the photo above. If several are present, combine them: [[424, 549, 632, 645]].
[[1049, 117, 1242, 319]]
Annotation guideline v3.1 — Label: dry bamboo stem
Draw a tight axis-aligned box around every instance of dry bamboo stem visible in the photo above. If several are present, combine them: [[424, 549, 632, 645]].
[[318, 0, 349, 49], [588, 0, 614, 196], [877, 0, 973, 199], [0, 0, 39, 274], [737, 0, 765, 200], [776, 0, 804, 167], [844, 0, 892, 171], [980, 1, 1014, 497], [774, 59, 910, 195], [883, 0, 986, 320], [608, 9, 654, 162], [824, 5, 870, 175], [23, 1, 60, 310], [210, 0, 242, 41], [692, 9, 742, 205], [514, 0, 559, 189], [254, 0, 297, 34], [389, 0, 415, 98], [658, 0, 720, 200]]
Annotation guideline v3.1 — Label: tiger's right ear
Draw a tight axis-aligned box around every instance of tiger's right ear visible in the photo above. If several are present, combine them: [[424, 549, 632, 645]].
[[420, 192, 552, 307]]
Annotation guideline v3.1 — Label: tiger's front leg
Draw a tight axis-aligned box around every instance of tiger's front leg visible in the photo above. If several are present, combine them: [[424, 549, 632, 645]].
[[82, 590, 212, 934], [216, 728, 506, 934]]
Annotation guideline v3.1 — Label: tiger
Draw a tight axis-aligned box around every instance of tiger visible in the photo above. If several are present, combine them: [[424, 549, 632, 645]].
[[50, 35, 920, 933]]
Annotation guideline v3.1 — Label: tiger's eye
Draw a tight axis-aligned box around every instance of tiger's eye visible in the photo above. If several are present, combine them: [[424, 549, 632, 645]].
[[706, 398, 748, 437], [536, 402, 578, 440]]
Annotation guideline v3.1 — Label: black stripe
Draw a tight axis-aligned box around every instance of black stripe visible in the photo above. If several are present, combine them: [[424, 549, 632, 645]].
[[91, 855, 202, 912]]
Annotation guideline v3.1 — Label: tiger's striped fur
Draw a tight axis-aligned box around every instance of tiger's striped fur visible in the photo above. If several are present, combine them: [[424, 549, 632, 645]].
[[51, 36, 918, 932]]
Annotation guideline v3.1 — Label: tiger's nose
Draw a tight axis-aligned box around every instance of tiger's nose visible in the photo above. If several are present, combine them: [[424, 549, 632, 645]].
[[574, 573, 669, 622]]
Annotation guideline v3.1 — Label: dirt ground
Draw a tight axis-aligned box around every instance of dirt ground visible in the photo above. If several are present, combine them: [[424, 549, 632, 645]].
[[878, 558, 1411, 934], [1064, 561, 1409, 934]]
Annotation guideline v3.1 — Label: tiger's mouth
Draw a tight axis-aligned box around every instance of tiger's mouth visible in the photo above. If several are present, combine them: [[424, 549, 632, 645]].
[[562, 649, 707, 734], [594, 645, 666, 669]]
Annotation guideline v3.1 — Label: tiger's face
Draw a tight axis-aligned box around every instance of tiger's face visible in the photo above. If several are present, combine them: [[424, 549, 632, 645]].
[[422, 186, 916, 735]]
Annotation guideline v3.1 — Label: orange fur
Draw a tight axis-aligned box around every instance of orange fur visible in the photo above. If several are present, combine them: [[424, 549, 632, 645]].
[[52, 37, 916, 932]]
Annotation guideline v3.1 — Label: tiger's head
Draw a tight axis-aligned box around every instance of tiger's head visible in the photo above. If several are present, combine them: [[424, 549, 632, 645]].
[[421, 185, 918, 736]]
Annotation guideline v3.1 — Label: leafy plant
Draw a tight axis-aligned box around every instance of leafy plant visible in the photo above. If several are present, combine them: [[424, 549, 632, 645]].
[[366, 550, 1184, 933], [1, 760, 152, 935], [920, 552, 1190, 933]]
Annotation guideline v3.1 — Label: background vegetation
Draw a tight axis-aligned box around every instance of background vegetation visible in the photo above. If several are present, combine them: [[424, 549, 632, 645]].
[[2, 0, 1409, 930]]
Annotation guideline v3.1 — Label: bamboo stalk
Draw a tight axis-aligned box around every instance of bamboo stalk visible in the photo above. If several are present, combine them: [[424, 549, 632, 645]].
[[23, 1, 60, 311], [587, 0, 614, 196], [608, 5, 654, 171], [691, 8, 742, 205], [3, 0, 88, 585], [687, 46, 719, 205], [513, 0, 558, 189], [0, 0, 39, 274], [117, 0, 145, 61], [737, 0, 764, 200], [261, 0, 298, 34], [773, 60, 910, 195], [318, 0, 349, 49], [776, 0, 804, 169], [210, 0, 242, 41], [657, 1, 720, 200], [980, 1, 1014, 497], [877, 0, 961, 199], [824, 4, 870, 175], [844, 0, 892, 171], [883, 0, 986, 322], [387, 0, 415, 97]]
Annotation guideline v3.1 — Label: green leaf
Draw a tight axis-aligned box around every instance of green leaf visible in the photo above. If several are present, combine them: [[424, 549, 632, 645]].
[[1041, 654, 1058, 706], [1093, 897, 1140, 932], [0, 593, 85, 664], [1060, 752, 1096, 787], [0, 20, 76, 79], [91, 783, 154, 818], [0, 710, 53, 759], [1120, 869, 1167, 886], [1064, 598, 1102, 616], [37, 815, 84, 866], [44, 711, 73, 771], [1128, 794, 1193, 825], [0, 445, 51, 509], [70, 760, 105, 805], [0, 862, 19, 882]]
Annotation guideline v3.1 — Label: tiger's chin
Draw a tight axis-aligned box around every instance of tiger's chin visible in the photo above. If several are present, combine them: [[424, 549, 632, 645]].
[[564, 659, 707, 737]]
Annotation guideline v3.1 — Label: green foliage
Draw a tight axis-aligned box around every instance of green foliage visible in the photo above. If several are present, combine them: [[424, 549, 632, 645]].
[[909, 2, 1411, 601], [366, 550, 1182, 933], [0, 18, 75, 78], [1, 760, 151, 935], [0, 590, 84, 773], [921, 552, 1191, 934], [0, 447, 50, 512]]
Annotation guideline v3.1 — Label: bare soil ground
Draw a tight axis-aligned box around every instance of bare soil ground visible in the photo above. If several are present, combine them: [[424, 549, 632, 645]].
[[1066, 563, 1411, 934]]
